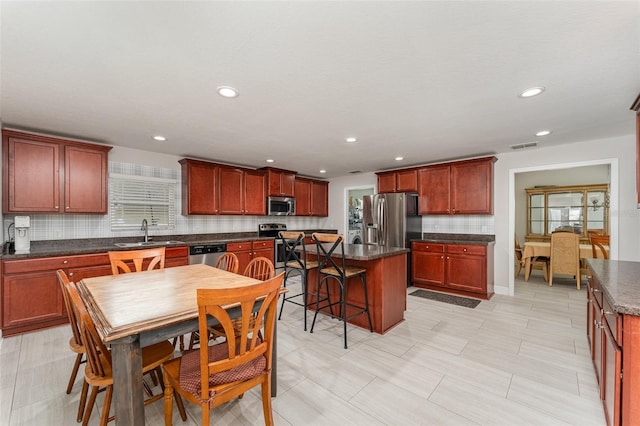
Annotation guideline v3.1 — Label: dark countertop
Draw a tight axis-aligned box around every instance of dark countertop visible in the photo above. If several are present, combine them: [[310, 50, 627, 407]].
[[305, 243, 409, 261], [0, 229, 337, 260], [587, 259, 640, 316], [416, 233, 495, 245]]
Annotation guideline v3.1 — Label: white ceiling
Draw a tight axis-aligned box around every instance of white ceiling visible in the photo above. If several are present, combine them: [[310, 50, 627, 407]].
[[1, 1, 639, 179]]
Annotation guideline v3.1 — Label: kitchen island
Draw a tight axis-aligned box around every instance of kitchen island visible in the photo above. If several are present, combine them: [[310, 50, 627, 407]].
[[304, 243, 409, 334], [586, 259, 640, 426]]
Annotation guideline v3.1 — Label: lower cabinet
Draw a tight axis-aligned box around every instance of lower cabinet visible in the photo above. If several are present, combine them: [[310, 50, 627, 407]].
[[411, 241, 494, 299], [587, 271, 630, 426], [227, 240, 275, 274], [1, 246, 189, 336]]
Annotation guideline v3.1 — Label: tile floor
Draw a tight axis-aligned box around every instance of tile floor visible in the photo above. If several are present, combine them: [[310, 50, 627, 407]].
[[0, 271, 606, 425]]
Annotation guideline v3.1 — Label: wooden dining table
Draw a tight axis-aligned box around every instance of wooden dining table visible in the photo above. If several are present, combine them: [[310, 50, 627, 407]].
[[522, 241, 609, 281], [76, 263, 278, 425]]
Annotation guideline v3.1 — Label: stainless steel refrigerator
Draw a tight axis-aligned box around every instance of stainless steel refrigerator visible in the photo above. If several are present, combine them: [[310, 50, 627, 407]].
[[362, 193, 422, 285]]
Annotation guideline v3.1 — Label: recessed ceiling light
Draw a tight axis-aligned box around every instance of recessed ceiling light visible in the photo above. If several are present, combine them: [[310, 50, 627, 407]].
[[395, 156, 404, 161], [217, 86, 239, 98], [153, 135, 166, 141], [535, 130, 552, 136], [519, 87, 545, 98], [266, 159, 275, 163], [345, 137, 357, 143], [319, 169, 326, 174]]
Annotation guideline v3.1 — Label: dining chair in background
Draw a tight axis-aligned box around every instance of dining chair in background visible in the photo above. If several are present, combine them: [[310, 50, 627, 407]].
[[162, 272, 284, 426], [65, 279, 184, 426], [214, 252, 240, 274], [310, 232, 373, 349], [514, 235, 548, 281], [108, 246, 166, 274], [56, 269, 88, 422], [277, 231, 319, 331], [590, 234, 610, 259], [549, 231, 581, 289]]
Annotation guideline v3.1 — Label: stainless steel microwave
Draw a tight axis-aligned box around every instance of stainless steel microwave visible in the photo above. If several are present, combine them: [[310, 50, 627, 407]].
[[267, 196, 295, 216]]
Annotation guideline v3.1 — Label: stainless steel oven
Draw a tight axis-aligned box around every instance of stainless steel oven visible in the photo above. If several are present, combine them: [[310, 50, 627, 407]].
[[258, 223, 287, 269]]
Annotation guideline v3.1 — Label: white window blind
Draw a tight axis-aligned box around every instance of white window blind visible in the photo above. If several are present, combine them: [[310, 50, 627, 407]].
[[110, 174, 176, 231]]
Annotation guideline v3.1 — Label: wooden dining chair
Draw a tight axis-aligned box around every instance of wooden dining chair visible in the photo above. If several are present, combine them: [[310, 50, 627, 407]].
[[514, 235, 548, 281], [214, 252, 240, 274], [549, 231, 581, 289], [590, 234, 610, 259], [56, 269, 88, 422], [208, 257, 275, 342], [65, 279, 185, 426], [162, 272, 284, 426], [108, 246, 166, 275]]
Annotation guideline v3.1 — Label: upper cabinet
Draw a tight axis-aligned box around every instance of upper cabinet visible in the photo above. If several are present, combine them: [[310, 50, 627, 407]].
[[418, 157, 495, 215], [377, 169, 418, 193], [263, 167, 295, 197], [294, 177, 328, 217], [179, 159, 219, 215], [2, 129, 111, 214]]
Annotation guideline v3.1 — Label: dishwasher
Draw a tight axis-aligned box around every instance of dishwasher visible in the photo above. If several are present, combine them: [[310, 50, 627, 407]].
[[188, 243, 227, 266]]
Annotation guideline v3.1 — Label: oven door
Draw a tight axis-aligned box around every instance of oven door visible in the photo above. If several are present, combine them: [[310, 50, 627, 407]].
[[274, 239, 287, 269]]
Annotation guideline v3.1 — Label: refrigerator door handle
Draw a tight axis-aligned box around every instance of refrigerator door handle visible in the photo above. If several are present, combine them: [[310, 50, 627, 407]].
[[378, 197, 386, 246]]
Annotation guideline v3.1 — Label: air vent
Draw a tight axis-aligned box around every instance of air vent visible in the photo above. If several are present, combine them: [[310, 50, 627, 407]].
[[349, 170, 363, 174], [510, 141, 538, 150]]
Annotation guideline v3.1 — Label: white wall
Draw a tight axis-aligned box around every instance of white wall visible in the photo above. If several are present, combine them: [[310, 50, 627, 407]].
[[495, 134, 638, 296]]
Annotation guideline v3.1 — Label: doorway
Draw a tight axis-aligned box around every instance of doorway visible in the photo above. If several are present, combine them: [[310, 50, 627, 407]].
[[346, 186, 374, 244], [509, 158, 618, 295]]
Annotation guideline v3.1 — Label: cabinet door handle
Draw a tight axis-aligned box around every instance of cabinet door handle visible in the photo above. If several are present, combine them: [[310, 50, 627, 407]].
[[65, 206, 70, 210], [604, 311, 615, 316], [69, 272, 74, 277], [593, 288, 600, 293], [463, 248, 467, 252], [594, 320, 603, 329], [63, 260, 68, 264], [55, 205, 59, 209]]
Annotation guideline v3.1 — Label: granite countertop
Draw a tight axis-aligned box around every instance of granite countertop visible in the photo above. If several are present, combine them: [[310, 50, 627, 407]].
[[305, 243, 409, 261], [416, 233, 495, 245], [587, 259, 640, 316], [0, 229, 337, 260]]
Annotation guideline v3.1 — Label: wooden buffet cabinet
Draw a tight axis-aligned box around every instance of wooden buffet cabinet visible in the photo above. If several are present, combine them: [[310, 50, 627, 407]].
[[586, 259, 640, 426], [411, 241, 494, 299], [1, 246, 188, 336], [2, 129, 112, 214]]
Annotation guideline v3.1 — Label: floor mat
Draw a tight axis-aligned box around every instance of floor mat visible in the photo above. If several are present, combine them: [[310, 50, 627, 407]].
[[409, 289, 481, 308]]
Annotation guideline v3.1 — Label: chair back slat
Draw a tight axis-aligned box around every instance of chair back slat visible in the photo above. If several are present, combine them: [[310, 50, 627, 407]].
[[65, 281, 112, 378], [196, 273, 284, 399], [108, 247, 166, 275], [56, 269, 83, 348], [550, 232, 579, 275], [243, 257, 275, 281], [215, 253, 240, 274], [590, 234, 610, 259]]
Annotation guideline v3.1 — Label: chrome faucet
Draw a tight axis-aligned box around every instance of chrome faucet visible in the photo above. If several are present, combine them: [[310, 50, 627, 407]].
[[141, 219, 149, 243]]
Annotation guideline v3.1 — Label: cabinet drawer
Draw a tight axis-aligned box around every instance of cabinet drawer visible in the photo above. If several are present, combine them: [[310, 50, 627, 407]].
[[253, 240, 274, 249], [590, 278, 604, 308], [412, 242, 445, 253], [227, 242, 252, 251], [602, 296, 620, 344], [447, 244, 485, 256], [3, 253, 110, 274]]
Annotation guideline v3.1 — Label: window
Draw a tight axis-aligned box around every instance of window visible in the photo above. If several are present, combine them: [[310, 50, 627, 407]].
[[525, 184, 609, 243], [110, 173, 177, 231]]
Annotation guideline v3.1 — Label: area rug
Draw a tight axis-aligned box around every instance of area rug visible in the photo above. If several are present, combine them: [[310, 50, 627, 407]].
[[409, 289, 481, 309]]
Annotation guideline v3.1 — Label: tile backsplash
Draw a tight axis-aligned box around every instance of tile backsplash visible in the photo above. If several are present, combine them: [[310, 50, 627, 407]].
[[421, 215, 494, 235]]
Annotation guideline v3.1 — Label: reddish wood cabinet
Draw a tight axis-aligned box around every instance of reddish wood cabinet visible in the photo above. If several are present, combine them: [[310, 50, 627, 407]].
[[2, 130, 111, 214], [180, 159, 219, 215], [418, 157, 495, 215], [411, 241, 494, 299], [1, 246, 188, 336], [377, 169, 418, 193], [227, 240, 274, 273], [263, 167, 295, 197], [294, 177, 328, 217]]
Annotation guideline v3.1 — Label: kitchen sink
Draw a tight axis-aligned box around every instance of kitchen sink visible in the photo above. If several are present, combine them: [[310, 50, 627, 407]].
[[114, 240, 185, 248]]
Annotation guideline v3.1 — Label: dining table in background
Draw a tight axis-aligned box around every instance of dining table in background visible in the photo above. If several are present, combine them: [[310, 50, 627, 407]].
[[522, 241, 609, 281], [76, 264, 277, 425]]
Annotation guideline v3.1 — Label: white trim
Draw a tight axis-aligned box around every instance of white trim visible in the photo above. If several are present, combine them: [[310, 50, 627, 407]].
[[508, 158, 619, 296]]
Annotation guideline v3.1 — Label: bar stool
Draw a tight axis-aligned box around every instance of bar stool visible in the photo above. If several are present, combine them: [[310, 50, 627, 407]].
[[277, 231, 318, 330], [310, 232, 373, 349]]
